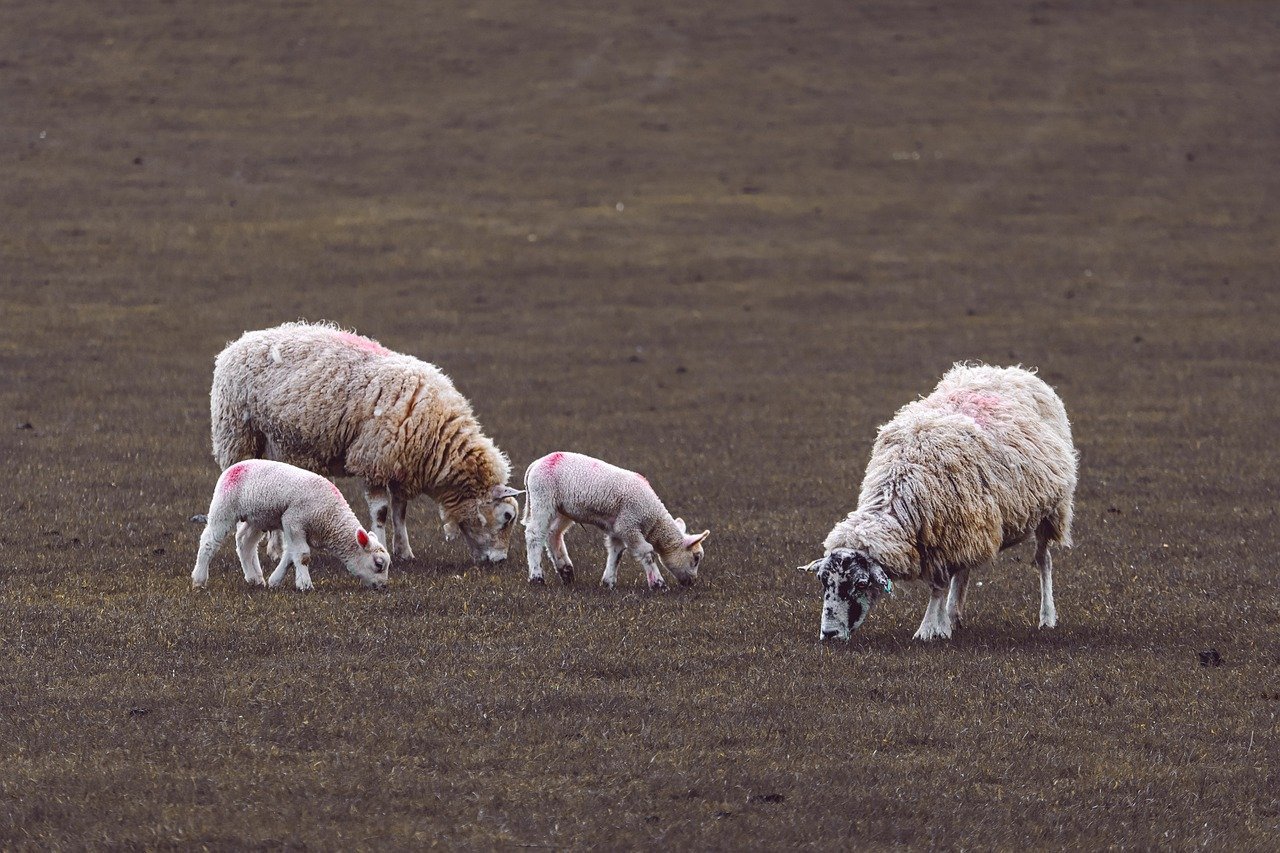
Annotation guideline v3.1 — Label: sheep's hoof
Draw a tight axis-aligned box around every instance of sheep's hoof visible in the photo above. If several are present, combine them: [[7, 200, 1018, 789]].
[[648, 580, 669, 592], [600, 579, 616, 590], [556, 565, 575, 584], [529, 575, 546, 586], [245, 577, 267, 588]]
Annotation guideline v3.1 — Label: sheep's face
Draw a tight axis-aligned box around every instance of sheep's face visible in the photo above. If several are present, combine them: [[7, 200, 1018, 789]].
[[663, 519, 710, 586], [457, 486, 523, 563], [349, 528, 391, 588], [802, 549, 892, 641]]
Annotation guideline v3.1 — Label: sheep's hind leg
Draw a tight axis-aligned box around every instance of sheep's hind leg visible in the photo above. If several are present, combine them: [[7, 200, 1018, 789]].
[[191, 516, 235, 589], [946, 566, 971, 629], [524, 506, 552, 584], [600, 536, 625, 589], [547, 514, 575, 584], [235, 523, 267, 586], [1035, 533, 1057, 628], [913, 585, 952, 641], [365, 485, 391, 552], [390, 488, 414, 560]]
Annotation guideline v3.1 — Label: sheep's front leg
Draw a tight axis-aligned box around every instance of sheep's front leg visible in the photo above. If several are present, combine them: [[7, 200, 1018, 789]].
[[913, 585, 952, 641], [390, 490, 414, 560], [235, 523, 267, 587], [946, 566, 971, 629], [365, 485, 391, 553], [192, 517, 235, 589], [628, 538, 667, 591], [1035, 535, 1057, 628], [600, 536, 625, 589]]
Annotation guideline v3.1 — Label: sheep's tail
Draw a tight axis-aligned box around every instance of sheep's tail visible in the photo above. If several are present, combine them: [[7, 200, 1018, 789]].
[[190, 514, 209, 525]]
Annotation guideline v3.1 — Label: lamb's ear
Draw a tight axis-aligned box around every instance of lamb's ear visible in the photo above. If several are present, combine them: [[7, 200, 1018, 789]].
[[490, 484, 524, 502], [357, 529, 370, 548], [682, 529, 709, 549], [674, 517, 687, 533]]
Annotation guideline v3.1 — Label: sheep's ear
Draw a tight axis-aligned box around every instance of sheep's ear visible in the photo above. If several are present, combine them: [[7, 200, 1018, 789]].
[[870, 565, 893, 595], [682, 529, 709, 549], [674, 517, 687, 533], [357, 529, 370, 548], [490, 484, 524, 502]]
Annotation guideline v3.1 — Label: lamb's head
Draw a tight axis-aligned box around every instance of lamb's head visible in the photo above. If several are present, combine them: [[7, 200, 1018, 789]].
[[348, 528, 391, 588], [800, 548, 892, 641], [662, 518, 710, 586], [448, 485, 523, 563]]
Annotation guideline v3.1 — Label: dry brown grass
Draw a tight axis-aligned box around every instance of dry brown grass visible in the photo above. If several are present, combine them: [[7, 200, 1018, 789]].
[[3, 0, 1279, 848]]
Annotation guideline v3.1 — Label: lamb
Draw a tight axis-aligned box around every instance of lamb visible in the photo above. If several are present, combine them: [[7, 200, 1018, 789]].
[[191, 459, 390, 590], [799, 363, 1077, 641], [209, 322, 523, 566], [523, 452, 710, 590]]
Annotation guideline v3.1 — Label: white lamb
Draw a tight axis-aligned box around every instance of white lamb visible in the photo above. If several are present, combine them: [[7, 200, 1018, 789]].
[[191, 459, 391, 591], [800, 363, 1078, 641], [210, 322, 522, 566], [523, 452, 710, 590]]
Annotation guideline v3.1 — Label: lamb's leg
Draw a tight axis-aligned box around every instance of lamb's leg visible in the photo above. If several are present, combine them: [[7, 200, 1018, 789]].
[[365, 485, 391, 552], [600, 536, 625, 589], [946, 566, 971, 629], [191, 516, 234, 589], [913, 585, 952, 641], [524, 506, 552, 584], [235, 523, 267, 587], [265, 530, 284, 562], [627, 537, 667, 591], [390, 490, 414, 560], [267, 548, 292, 589], [1035, 535, 1057, 628], [281, 524, 313, 592], [547, 514, 575, 584]]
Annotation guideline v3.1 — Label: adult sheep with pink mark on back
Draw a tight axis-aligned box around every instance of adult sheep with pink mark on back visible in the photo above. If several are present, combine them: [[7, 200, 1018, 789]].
[[799, 363, 1078, 642], [209, 322, 522, 566]]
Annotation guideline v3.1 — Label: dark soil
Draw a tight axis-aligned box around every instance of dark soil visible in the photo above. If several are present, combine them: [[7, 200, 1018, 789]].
[[3, 0, 1279, 847]]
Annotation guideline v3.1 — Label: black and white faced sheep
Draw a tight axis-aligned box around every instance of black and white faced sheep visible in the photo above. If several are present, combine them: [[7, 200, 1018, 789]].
[[209, 322, 522, 566], [800, 363, 1078, 641]]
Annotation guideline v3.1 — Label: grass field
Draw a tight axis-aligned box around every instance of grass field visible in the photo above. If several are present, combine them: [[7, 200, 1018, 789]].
[[3, 0, 1279, 848]]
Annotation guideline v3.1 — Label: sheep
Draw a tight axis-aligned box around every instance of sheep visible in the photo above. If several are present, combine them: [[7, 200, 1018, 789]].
[[209, 322, 523, 566], [522, 451, 710, 590], [191, 459, 390, 590], [799, 363, 1077, 641]]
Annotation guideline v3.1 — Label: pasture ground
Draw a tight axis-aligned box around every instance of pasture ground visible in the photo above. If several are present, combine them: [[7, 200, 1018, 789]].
[[2, 0, 1279, 848]]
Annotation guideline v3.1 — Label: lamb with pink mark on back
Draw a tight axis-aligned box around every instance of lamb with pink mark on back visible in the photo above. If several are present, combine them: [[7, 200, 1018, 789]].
[[209, 322, 522, 567], [191, 459, 390, 591], [799, 363, 1078, 641], [523, 452, 710, 590]]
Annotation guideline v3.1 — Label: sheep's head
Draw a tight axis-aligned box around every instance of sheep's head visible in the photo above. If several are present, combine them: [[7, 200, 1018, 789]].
[[662, 518, 710, 586], [800, 548, 892, 641], [348, 528, 391, 588], [453, 485, 523, 563]]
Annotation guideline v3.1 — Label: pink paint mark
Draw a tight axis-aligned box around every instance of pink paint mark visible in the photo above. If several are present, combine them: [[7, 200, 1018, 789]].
[[637, 472, 649, 484], [327, 480, 343, 499], [943, 390, 1004, 428], [543, 452, 565, 473], [334, 330, 390, 356], [221, 462, 250, 491]]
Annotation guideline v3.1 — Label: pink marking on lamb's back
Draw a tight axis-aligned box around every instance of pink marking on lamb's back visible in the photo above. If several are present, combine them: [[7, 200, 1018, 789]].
[[221, 462, 250, 491], [542, 452, 565, 473], [942, 390, 1004, 428], [334, 330, 390, 356], [327, 479, 343, 499]]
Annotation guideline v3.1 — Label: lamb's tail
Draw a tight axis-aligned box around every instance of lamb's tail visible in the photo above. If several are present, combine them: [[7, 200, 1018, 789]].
[[190, 514, 208, 525]]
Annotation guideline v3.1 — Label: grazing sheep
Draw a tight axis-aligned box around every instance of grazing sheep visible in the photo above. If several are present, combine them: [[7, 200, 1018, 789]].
[[191, 459, 390, 591], [210, 322, 523, 565], [800, 364, 1077, 641], [523, 451, 710, 590]]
